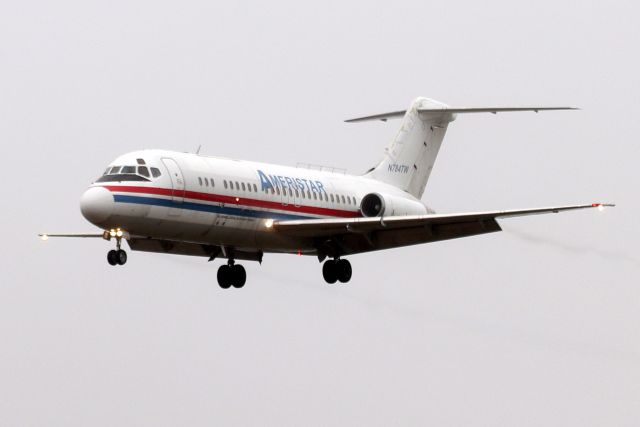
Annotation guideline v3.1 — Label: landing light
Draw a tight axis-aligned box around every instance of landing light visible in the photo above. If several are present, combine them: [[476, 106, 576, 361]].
[[598, 204, 605, 212], [109, 229, 117, 237], [116, 229, 124, 237], [265, 219, 274, 229], [40, 234, 49, 241]]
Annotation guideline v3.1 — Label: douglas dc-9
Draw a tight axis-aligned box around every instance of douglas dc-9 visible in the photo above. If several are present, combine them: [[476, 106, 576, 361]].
[[40, 97, 613, 288]]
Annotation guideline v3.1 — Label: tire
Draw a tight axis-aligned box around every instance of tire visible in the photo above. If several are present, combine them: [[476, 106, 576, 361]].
[[217, 265, 232, 289], [336, 259, 352, 283], [116, 249, 127, 265], [107, 250, 118, 266], [232, 265, 246, 288], [322, 260, 338, 284]]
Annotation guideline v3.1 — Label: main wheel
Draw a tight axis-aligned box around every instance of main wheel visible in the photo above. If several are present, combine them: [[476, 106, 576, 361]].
[[336, 259, 352, 283], [107, 250, 118, 266], [232, 265, 246, 288], [322, 260, 338, 284], [116, 249, 127, 265], [217, 265, 232, 289]]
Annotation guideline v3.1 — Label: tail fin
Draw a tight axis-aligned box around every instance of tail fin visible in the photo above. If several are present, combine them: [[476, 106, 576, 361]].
[[360, 97, 452, 198], [351, 97, 576, 198]]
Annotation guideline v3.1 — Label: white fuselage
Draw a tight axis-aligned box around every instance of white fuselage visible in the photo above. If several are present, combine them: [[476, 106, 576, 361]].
[[80, 149, 428, 255]]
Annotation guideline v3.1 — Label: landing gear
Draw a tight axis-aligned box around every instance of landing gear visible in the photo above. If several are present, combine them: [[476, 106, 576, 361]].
[[322, 259, 352, 284], [106, 234, 127, 266], [217, 260, 247, 289]]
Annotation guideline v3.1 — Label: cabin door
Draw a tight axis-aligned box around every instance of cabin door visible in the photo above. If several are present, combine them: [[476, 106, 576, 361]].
[[161, 158, 185, 216]]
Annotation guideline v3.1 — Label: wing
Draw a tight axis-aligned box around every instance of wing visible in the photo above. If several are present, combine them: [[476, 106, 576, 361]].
[[39, 233, 105, 240], [272, 203, 614, 258]]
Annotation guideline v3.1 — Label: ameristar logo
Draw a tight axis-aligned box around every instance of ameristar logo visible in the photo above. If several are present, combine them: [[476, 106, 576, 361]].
[[257, 170, 327, 195]]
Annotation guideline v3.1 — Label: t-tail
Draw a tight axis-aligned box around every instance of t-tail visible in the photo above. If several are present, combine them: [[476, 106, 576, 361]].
[[347, 97, 577, 199]]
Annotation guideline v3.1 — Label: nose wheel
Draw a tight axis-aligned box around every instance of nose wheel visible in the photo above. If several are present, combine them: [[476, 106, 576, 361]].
[[106, 234, 127, 266], [217, 260, 246, 289], [322, 259, 352, 284], [107, 249, 127, 266]]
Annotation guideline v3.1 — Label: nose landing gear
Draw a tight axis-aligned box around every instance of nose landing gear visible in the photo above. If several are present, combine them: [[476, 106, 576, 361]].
[[217, 260, 246, 289], [106, 229, 127, 266], [322, 258, 352, 284]]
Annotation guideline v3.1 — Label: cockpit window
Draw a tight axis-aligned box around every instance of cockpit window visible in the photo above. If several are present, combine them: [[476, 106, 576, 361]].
[[137, 166, 150, 177], [96, 163, 156, 183], [150, 167, 161, 178], [121, 166, 136, 174], [136, 158, 146, 165]]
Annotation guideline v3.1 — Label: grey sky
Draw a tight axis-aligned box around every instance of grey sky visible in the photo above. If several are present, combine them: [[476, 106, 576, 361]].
[[1, 0, 638, 425]]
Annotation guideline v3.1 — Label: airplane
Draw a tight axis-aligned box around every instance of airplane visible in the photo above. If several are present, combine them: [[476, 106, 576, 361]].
[[39, 97, 613, 288]]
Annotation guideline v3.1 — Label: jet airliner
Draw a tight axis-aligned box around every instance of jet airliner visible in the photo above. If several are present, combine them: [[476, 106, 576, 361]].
[[40, 97, 613, 288]]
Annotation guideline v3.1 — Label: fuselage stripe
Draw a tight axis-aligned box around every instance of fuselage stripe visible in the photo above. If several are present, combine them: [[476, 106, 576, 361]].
[[112, 194, 312, 220], [102, 185, 359, 219]]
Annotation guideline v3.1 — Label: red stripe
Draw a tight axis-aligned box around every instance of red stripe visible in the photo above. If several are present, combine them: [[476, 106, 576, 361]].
[[102, 185, 359, 218]]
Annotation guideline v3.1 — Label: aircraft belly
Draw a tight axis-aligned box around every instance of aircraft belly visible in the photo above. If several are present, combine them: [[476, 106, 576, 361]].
[[110, 197, 318, 255]]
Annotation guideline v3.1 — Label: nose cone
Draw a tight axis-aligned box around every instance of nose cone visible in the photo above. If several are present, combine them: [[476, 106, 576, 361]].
[[80, 187, 114, 225]]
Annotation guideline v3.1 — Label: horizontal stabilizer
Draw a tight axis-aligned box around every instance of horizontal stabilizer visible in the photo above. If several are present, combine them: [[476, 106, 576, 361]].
[[345, 106, 578, 123]]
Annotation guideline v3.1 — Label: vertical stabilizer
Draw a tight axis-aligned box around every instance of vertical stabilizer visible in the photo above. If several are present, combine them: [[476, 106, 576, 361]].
[[364, 97, 455, 198]]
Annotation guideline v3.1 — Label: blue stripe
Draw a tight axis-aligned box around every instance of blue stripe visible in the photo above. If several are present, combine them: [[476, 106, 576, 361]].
[[113, 194, 313, 220]]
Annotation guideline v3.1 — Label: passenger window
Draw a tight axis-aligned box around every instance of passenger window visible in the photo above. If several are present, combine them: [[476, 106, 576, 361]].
[[224, 180, 228, 189], [330, 194, 334, 203], [137, 166, 149, 177], [253, 184, 257, 192], [313, 193, 317, 200], [235, 181, 240, 190], [205, 178, 209, 187], [230, 181, 234, 190], [151, 167, 161, 178], [276, 187, 280, 195], [198, 177, 203, 186], [341, 195, 345, 204], [242, 183, 246, 191], [210, 178, 215, 187], [295, 189, 299, 197], [324, 194, 328, 202]]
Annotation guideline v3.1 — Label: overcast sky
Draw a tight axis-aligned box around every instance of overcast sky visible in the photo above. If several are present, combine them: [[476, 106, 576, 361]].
[[1, 0, 638, 425]]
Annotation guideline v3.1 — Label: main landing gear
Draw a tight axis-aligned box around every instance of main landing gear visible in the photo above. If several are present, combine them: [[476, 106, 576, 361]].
[[322, 258, 352, 284], [217, 260, 246, 289], [106, 232, 127, 266]]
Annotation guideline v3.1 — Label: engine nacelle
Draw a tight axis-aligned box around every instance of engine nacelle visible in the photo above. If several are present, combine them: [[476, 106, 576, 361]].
[[360, 192, 427, 217]]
